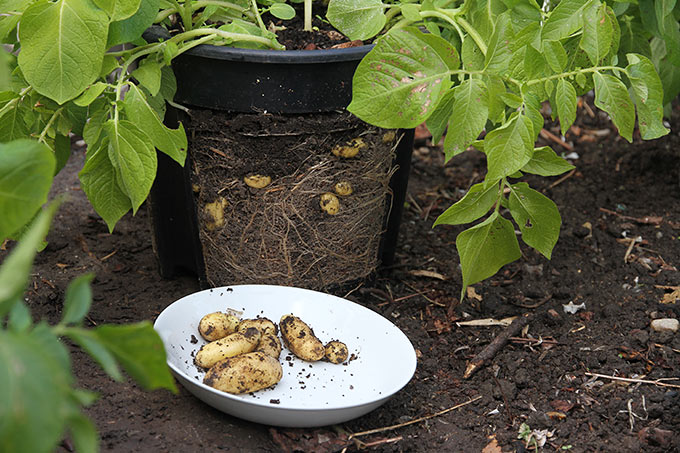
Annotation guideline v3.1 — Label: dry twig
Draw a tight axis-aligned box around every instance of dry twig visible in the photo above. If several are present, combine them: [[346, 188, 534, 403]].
[[464, 313, 532, 379], [585, 372, 680, 389]]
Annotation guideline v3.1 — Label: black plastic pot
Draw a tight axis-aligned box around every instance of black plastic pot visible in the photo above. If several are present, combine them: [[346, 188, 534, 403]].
[[146, 27, 414, 288]]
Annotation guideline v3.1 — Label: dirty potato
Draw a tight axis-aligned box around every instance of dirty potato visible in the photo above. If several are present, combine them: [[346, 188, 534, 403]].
[[319, 193, 340, 215], [334, 181, 353, 196], [324, 340, 349, 364], [279, 314, 325, 362], [332, 137, 366, 158], [203, 351, 283, 394], [194, 327, 261, 369], [256, 333, 283, 359], [198, 311, 240, 341], [237, 318, 278, 336], [204, 197, 228, 231], [244, 174, 271, 189], [382, 130, 397, 143]]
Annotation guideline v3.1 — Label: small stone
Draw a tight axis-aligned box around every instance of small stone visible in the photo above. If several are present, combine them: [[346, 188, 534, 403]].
[[650, 318, 679, 333]]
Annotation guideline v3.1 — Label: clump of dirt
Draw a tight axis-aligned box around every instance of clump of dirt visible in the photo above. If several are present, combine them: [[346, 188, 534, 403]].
[[187, 109, 402, 289]]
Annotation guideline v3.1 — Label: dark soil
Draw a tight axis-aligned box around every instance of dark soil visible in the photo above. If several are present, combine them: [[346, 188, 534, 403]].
[[6, 99, 680, 452]]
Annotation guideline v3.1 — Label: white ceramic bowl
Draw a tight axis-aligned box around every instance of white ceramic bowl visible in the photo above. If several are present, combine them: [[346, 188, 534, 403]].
[[154, 285, 417, 427]]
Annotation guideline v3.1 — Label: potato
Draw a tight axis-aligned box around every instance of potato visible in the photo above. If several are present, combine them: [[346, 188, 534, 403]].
[[319, 193, 340, 215], [279, 314, 325, 362], [332, 137, 366, 158], [203, 351, 283, 394], [194, 327, 261, 369], [237, 318, 278, 336], [324, 340, 348, 364], [256, 333, 283, 359], [244, 174, 271, 189], [204, 197, 227, 231], [382, 130, 397, 143], [198, 312, 240, 341], [334, 181, 353, 196]]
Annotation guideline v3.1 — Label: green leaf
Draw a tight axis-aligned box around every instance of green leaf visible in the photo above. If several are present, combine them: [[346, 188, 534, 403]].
[[54, 133, 71, 174], [485, 113, 534, 181], [108, 0, 160, 47], [542, 0, 587, 41], [131, 60, 161, 97], [122, 84, 187, 165], [93, 322, 178, 392], [61, 273, 95, 325], [521, 146, 575, 176], [0, 326, 73, 453], [93, 0, 141, 21], [485, 13, 513, 73], [349, 28, 455, 128], [18, 0, 109, 104], [425, 89, 455, 145], [66, 412, 98, 453], [105, 119, 157, 212], [159, 66, 177, 102], [625, 53, 670, 140], [434, 181, 499, 226], [524, 45, 549, 80], [484, 75, 506, 125], [64, 327, 123, 382], [508, 182, 561, 259], [269, 2, 295, 19], [7, 299, 31, 333], [0, 204, 58, 315], [456, 212, 521, 293], [592, 72, 635, 142], [543, 40, 567, 73], [555, 78, 577, 136], [326, 0, 386, 41], [655, 0, 676, 35], [461, 35, 485, 71], [0, 139, 55, 243], [79, 140, 133, 231], [580, 2, 613, 64], [73, 82, 107, 107], [400, 3, 421, 22], [0, 95, 28, 141], [442, 78, 488, 160]]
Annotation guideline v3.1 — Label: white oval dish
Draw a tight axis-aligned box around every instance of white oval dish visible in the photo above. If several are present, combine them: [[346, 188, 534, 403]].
[[153, 285, 417, 427]]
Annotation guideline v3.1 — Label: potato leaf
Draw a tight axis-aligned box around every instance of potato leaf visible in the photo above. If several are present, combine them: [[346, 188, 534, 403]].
[[434, 181, 499, 226], [625, 53, 669, 139], [555, 78, 577, 136], [107, 0, 160, 47], [580, 1, 614, 65], [93, 0, 141, 21], [18, 0, 109, 104], [508, 182, 561, 259], [593, 72, 635, 142], [484, 113, 534, 181], [349, 28, 455, 128], [442, 78, 488, 160], [91, 322, 178, 392], [61, 273, 95, 326], [456, 212, 521, 297], [521, 146, 574, 176], [326, 0, 386, 41], [64, 327, 124, 382], [0, 139, 55, 243]]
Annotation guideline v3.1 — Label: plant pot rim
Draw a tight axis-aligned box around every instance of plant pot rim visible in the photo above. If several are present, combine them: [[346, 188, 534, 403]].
[[144, 25, 374, 64]]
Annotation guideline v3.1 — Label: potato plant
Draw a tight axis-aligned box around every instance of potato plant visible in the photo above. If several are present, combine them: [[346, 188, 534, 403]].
[[0, 202, 177, 453], [329, 0, 675, 297]]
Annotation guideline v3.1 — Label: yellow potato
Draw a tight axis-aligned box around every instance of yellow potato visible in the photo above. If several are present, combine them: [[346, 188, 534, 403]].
[[319, 193, 340, 215], [334, 181, 353, 196], [324, 340, 349, 364], [256, 333, 283, 359], [332, 137, 366, 158], [244, 174, 271, 189], [198, 312, 240, 341], [203, 351, 283, 394], [382, 130, 397, 143], [237, 318, 278, 336], [279, 314, 325, 362], [194, 328, 261, 369], [204, 197, 227, 231]]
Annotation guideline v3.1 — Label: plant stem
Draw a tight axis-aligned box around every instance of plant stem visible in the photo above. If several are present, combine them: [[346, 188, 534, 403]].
[[304, 0, 312, 31], [38, 107, 64, 144], [525, 66, 621, 86], [455, 17, 487, 55], [175, 27, 284, 49], [168, 0, 194, 31], [249, 0, 267, 32], [0, 86, 31, 119]]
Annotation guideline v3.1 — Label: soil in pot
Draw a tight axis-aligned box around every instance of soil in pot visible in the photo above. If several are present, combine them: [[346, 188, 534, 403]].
[[186, 109, 404, 289]]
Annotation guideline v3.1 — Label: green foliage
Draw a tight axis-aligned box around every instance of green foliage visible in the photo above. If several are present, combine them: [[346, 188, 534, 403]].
[[344, 0, 672, 297], [0, 201, 177, 453]]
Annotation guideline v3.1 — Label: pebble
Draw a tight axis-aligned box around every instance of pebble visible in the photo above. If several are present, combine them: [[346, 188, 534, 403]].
[[650, 318, 679, 333]]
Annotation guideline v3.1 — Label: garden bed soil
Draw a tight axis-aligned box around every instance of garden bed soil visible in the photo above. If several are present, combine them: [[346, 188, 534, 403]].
[[9, 99, 680, 452]]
